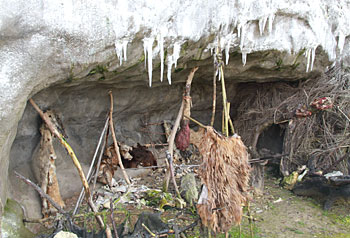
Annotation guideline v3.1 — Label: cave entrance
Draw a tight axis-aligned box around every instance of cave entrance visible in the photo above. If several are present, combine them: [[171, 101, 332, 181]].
[[256, 123, 285, 155], [256, 123, 286, 177]]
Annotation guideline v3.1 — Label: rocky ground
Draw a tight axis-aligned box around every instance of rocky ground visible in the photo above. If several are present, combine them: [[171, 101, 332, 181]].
[[26, 168, 350, 238], [8, 144, 349, 238]]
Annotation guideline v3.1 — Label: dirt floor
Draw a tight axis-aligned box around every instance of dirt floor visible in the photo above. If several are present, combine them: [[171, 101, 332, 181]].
[[244, 173, 350, 238]]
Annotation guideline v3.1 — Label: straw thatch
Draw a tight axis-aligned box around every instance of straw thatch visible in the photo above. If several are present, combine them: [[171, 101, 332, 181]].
[[233, 63, 350, 176], [195, 127, 250, 233]]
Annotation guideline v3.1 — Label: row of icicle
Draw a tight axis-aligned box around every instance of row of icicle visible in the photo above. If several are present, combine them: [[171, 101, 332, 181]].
[[114, 12, 347, 87]]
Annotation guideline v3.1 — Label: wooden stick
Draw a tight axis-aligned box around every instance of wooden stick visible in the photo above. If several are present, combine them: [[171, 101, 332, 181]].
[[106, 225, 113, 238], [15, 171, 66, 214], [220, 66, 229, 137], [163, 67, 198, 196], [247, 201, 254, 238], [227, 102, 235, 134], [29, 99, 105, 229], [110, 198, 119, 238], [92, 128, 108, 192], [210, 48, 218, 126], [163, 100, 184, 193], [108, 91, 131, 185], [73, 117, 109, 215], [142, 223, 156, 237], [184, 115, 206, 129]]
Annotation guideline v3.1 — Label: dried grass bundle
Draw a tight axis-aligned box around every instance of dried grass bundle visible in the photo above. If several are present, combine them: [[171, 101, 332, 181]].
[[195, 127, 250, 233]]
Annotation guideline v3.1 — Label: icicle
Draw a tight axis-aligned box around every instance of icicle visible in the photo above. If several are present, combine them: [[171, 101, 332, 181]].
[[242, 52, 247, 66], [122, 41, 128, 62], [259, 17, 268, 36], [143, 38, 154, 87], [268, 14, 275, 34], [310, 47, 316, 71], [305, 48, 311, 72], [218, 66, 222, 81], [115, 42, 124, 65], [338, 32, 345, 54], [167, 56, 173, 85], [237, 24, 241, 38], [173, 42, 181, 68], [143, 41, 147, 69], [167, 42, 182, 85], [225, 39, 231, 65], [240, 23, 246, 49], [157, 34, 164, 82]]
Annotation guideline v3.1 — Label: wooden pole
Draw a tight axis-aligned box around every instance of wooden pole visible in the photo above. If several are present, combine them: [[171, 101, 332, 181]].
[[210, 47, 218, 127], [163, 67, 198, 196], [108, 91, 131, 185]]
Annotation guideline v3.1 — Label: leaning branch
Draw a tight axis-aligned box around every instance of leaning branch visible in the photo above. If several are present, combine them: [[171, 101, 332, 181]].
[[108, 91, 131, 185], [163, 67, 198, 196], [29, 99, 106, 229], [15, 171, 66, 215]]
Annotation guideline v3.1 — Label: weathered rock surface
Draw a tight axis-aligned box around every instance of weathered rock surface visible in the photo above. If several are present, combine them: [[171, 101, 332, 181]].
[[1, 199, 35, 238], [1, 0, 350, 223]]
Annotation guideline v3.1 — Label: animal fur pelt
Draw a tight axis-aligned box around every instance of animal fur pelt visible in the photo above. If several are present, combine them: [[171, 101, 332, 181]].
[[32, 110, 65, 219], [194, 127, 250, 233]]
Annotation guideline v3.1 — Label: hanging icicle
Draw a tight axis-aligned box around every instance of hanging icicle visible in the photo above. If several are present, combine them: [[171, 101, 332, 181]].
[[238, 22, 246, 50], [143, 38, 154, 87], [167, 42, 182, 85], [305, 48, 311, 72], [115, 40, 128, 66], [225, 38, 231, 65], [173, 42, 181, 68], [157, 34, 164, 82], [242, 51, 247, 66], [268, 14, 275, 34], [258, 17, 268, 36], [310, 47, 316, 72]]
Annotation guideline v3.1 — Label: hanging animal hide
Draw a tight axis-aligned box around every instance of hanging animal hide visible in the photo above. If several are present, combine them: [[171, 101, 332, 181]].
[[195, 127, 250, 233], [32, 110, 65, 219]]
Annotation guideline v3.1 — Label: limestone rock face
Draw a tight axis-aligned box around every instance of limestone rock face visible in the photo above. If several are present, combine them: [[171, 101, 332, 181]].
[[1, 0, 350, 218]]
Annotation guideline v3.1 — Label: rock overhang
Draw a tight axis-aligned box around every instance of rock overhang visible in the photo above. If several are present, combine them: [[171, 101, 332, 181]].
[[1, 0, 350, 220]]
